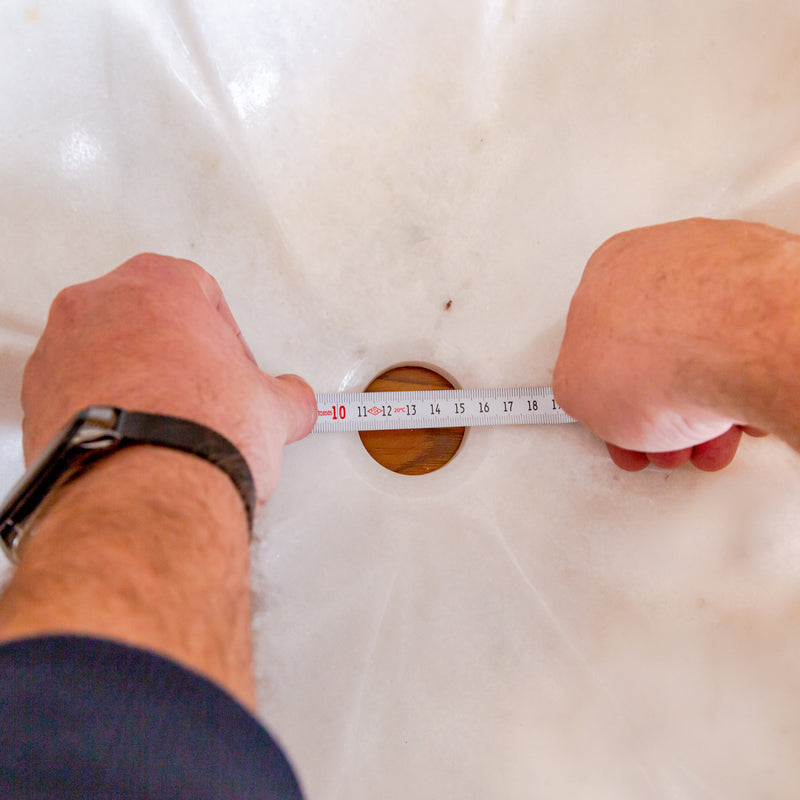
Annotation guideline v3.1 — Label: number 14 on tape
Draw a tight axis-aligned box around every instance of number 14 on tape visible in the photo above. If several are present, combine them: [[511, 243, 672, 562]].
[[313, 386, 575, 433]]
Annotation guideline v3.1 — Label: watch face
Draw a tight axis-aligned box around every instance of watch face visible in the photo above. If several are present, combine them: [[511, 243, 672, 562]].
[[0, 407, 121, 563], [0, 415, 83, 561]]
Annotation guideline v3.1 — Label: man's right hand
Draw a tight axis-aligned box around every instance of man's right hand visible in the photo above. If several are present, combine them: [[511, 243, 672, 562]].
[[553, 218, 795, 470]]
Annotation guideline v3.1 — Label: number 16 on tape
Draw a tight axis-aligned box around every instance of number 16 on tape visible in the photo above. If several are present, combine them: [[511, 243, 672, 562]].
[[313, 386, 575, 433]]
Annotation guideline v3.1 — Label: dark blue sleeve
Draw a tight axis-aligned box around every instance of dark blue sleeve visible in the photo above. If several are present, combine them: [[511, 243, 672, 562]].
[[0, 635, 304, 800]]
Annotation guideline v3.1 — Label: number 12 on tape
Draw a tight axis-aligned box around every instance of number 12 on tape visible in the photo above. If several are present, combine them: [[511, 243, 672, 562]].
[[313, 386, 575, 432]]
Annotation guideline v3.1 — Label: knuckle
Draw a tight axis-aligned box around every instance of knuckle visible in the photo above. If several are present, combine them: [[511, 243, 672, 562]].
[[116, 252, 174, 286], [119, 252, 167, 273], [48, 284, 84, 324], [20, 348, 39, 401], [118, 252, 215, 299]]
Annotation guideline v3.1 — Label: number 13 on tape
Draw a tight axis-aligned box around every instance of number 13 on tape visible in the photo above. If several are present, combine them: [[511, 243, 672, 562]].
[[313, 386, 575, 433]]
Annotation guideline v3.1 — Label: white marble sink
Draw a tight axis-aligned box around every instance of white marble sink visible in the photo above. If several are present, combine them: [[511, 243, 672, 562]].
[[3, 1, 800, 797]]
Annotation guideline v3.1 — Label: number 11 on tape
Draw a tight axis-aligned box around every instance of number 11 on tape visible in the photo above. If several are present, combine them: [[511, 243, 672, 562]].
[[313, 386, 575, 433]]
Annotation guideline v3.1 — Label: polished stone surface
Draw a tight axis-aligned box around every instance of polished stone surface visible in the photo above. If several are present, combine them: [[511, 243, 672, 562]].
[[3, 2, 800, 797]]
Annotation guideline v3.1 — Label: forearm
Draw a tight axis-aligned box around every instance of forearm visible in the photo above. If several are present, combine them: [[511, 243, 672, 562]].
[[677, 229, 800, 448], [0, 445, 256, 709]]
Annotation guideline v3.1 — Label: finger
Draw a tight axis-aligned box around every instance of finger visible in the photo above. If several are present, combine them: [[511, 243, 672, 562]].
[[272, 374, 318, 444], [646, 447, 693, 469], [741, 425, 768, 438], [122, 254, 258, 366], [211, 290, 258, 365], [690, 426, 743, 472], [606, 442, 650, 471], [166, 255, 225, 308], [185, 262, 259, 365], [115, 253, 215, 298]]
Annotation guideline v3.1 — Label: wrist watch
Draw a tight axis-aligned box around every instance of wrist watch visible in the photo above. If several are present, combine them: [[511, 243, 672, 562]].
[[0, 406, 255, 565]]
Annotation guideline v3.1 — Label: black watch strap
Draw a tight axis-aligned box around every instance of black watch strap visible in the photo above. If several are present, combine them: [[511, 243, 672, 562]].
[[0, 406, 255, 563], [113, 410, 256, 531], [1, 407, 256, 563]]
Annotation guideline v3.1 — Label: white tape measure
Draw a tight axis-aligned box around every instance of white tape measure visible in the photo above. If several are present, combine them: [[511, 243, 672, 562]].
[[314, 386, 575, 432]]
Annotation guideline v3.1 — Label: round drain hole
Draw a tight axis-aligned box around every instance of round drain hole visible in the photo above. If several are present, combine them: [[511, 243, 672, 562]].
[[359, 365, 466, 475]]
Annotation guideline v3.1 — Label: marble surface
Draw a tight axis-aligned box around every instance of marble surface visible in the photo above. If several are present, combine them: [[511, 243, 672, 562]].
[[3, 1, 800, 797]]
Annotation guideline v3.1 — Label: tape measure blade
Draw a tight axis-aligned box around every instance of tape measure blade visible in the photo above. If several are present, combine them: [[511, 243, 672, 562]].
[[313, 387, 574, 432]]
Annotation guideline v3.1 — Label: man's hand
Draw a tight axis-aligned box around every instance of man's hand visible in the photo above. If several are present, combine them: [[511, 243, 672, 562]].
[[21, 253, 317, 503], [3, 254, 317, 709], [553, 218, 799, 470]]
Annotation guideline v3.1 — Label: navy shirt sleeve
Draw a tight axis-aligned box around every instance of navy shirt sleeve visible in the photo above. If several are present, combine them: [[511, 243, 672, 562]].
[[0, 636, 304, 800]]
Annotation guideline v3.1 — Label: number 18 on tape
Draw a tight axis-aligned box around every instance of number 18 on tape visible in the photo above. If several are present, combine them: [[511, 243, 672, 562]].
[[313, 386, 575, 433]]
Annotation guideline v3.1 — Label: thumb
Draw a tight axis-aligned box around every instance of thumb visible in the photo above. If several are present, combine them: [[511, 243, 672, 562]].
[[272, 374, 318, 444]]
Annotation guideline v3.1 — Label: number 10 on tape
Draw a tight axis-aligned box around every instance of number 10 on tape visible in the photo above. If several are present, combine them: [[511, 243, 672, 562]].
[[313, 386, 575, 433]]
